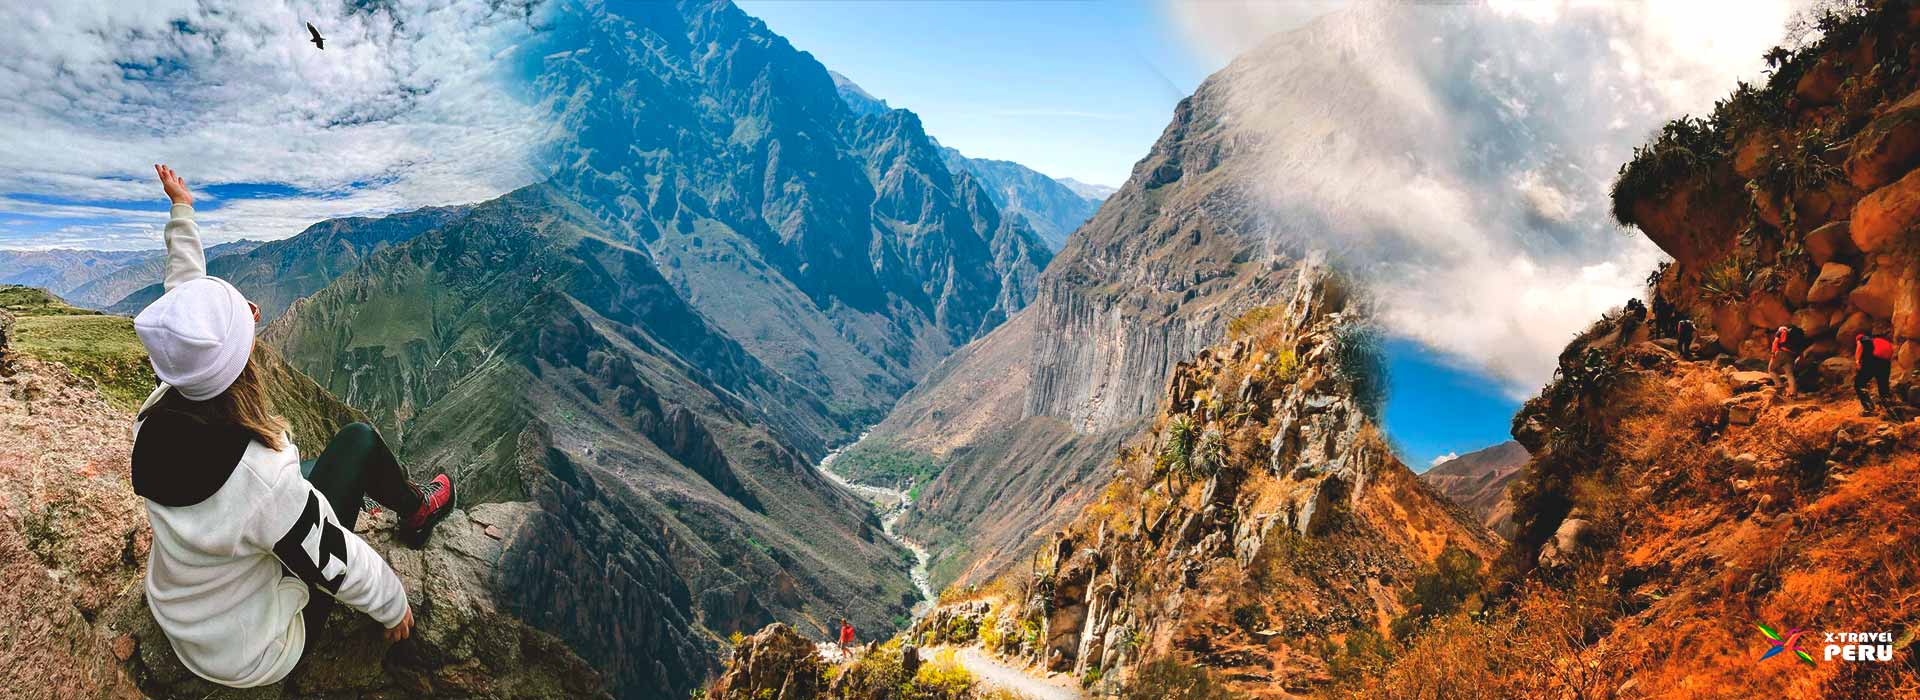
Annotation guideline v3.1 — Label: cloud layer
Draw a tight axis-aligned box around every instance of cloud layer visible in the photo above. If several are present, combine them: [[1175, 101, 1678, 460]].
[[1169, 0, 1805, 396], [0, 0, 551, 249]]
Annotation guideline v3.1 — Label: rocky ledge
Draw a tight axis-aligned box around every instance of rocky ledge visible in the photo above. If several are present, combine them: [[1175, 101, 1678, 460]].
[[106, 503, 610, 700]]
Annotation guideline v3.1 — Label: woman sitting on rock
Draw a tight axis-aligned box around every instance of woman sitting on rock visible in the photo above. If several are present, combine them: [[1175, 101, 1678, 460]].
[[130, 165, 457, 688]]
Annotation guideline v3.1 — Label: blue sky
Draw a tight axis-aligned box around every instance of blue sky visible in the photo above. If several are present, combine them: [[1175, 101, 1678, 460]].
[[740, 0, 1250, 188], [1381, 338, 1524, 469]]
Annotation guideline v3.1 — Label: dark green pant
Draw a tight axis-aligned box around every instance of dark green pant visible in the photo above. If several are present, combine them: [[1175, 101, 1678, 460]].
[[296, 423, 420, 642]]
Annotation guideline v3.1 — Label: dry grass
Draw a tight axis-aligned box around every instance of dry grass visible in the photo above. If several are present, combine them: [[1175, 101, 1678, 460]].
[[1374, 352, 1920, 700]]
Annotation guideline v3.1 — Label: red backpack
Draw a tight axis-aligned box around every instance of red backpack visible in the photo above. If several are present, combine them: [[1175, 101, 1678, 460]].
[[1871, 337, 1895, 360], [1859, 335, 1895, 362]]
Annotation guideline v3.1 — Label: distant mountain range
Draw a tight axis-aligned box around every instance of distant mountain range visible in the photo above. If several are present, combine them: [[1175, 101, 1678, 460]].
[[0, 240, 261, 309], [1055, 177, 1117, 200], [1419, 440, 1529, 537], [827, 71, 1112, 249]]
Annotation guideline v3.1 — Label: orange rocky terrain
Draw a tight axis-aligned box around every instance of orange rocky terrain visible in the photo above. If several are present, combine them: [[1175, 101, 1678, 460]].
[[1366, 3, 1920, 697]]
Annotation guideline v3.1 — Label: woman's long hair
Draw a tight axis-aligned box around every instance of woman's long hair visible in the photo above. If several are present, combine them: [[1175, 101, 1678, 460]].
[[137, 344, 287, 451]]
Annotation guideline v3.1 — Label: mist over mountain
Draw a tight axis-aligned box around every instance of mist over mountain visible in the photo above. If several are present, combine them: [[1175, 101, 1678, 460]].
[[1055, 177, 1117, 200]]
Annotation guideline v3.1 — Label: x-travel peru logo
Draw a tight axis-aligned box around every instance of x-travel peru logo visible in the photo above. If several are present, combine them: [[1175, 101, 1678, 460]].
[[1758, 623, 1817, 666], [5, 1, 1920, 699]]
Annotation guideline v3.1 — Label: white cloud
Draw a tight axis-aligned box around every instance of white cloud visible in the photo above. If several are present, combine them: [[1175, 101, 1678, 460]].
[[0, 0, 553, 249], [1169, 0, 1805, 396], [1429, 452, 1459, 467]]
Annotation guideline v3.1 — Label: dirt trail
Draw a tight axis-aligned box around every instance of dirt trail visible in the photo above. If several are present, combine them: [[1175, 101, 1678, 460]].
[[953, 647, 1085, 700]]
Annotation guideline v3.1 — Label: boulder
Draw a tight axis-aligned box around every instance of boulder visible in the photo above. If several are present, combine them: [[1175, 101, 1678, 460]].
[[1821, 356, 1855, 384], [1806, 263, 1857, 304], [1784, 274, 1811, 308], [1713, 304, 1752, 351], [708, 623, 824, 700], [1733, 129, 1781, 179], [1794, 179, 1862, 230], [1850, 270, 1900, 319], [1537, 518, 1594, 569], [1794, 55, 1845, 106], [109, 504, 611, 700], [1792, 307, 1834, 338], [1746, 294, 1791, 329], [1895, 271, 1920, 339], [1850, 167, 1920, 253], [1729, 371, 1775, 393], [1723, 397, 1762, 426], [1846, 90, 1920, 190], [1837, 310, 1874, 343], [1804, 221, 1857, 265]]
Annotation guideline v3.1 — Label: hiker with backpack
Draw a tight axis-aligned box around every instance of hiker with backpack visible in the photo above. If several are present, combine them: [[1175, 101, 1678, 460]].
[[1855, 332, 1896, 416], [1651, 293, 1675, 338], [1619, 298, 1647, 346], [1769, 325, 1807, 396], [132, 166, 458, 688], [1675, 317, 1697, 360]]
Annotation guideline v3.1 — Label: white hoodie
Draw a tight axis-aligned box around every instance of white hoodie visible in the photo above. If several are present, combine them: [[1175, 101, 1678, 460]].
[[134, 204, 407, 688]]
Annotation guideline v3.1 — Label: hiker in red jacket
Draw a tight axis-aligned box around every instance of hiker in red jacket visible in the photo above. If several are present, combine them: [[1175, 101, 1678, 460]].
[[838, 619, 856, 656], [1769, 325, 1807, 396], [1855, 333, 1895, 416]]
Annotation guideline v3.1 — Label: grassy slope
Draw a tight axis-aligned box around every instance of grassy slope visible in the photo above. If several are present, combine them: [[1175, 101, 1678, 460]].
[[2, 284, 363, 453], [3, 286, 153, 411]]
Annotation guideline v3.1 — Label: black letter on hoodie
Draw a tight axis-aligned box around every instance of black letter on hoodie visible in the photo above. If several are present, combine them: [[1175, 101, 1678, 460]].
[[274, 493, 349, 593]]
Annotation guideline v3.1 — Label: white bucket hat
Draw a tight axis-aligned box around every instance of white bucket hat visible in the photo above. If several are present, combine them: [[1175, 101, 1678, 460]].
[[133, 277, 255, 401]]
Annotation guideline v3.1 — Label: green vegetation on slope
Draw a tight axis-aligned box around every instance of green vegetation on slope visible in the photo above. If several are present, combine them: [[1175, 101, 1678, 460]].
[[3, 285, 154, 410], [833, 440, 942, 490]]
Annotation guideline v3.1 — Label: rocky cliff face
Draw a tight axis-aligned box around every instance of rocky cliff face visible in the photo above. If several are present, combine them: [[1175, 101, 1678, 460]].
[[0, 309, 604, 699], [265, 185, 923, 698], [870, 37, 1304, 590], [916, 268, 1498, 695], [529, 0, 1051, 427], [1419, 441, 1529, 538]]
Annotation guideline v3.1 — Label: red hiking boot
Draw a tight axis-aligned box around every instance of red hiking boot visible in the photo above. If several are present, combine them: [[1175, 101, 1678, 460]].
[[398, 474, 455, 548]]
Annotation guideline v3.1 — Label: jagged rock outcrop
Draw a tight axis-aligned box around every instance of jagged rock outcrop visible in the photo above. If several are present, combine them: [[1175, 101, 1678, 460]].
[[947, 268, 1498, 694], [109, 505, 611, 700], [706, 623, 825, 700]]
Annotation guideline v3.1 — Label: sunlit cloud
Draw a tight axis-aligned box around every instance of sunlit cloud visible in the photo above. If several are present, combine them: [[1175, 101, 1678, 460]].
[[0, 0, 553, 249], [1168, 0, 1804, 396]]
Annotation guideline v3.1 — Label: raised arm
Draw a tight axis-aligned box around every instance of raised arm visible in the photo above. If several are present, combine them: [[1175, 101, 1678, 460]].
[[155, 164, 207, 290]]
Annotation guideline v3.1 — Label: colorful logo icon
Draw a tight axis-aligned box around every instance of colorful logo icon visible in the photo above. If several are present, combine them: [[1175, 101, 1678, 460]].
[[1758, 623, 1816, 665]]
